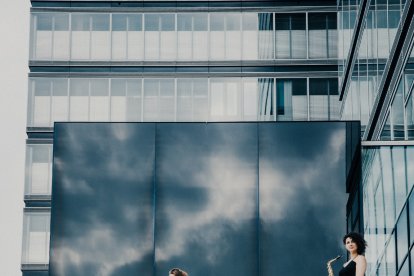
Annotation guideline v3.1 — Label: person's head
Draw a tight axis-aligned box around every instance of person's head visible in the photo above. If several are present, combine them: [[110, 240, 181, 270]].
[[343, 232, 367, 255], [169, 268, 188, 276]]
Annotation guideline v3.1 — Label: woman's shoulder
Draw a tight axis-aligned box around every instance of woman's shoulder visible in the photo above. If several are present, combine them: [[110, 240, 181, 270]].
[[354, 255, 367, 264]]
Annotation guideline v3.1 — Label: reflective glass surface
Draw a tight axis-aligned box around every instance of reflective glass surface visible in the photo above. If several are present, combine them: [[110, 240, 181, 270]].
[[28, 77, 341, 128], [50, 122, 353, 276], [259, 122, 348, 275], [30, 12, 337, 61], [50, 123, 156, 275]]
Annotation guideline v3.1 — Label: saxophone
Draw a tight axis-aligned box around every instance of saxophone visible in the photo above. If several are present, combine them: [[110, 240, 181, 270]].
[[327, 255, 342, 276]]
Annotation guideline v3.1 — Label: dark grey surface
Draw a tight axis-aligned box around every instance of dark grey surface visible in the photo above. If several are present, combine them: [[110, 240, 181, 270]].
[[50, 122, 353, 276]]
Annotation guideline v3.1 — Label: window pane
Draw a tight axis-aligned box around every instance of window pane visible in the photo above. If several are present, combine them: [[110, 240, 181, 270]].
[[71, 14, 90, 31], [193, 14, 207, 31], [178, 14, 192, 31], [37, 14, 53, 31], [396, 208, 408, 268], [145, 14, 159, 31], [91, 14, 109, 31], [211, 14, 225, 31], [52, 79, 69, 122], [128, 14, 142, 31], [22, 212, 50, 264], [90, 79, 109, 121], [243, 13, 258, 31], [25, 145, 52, 195], [54, 14, 69, 31], [406, 92, 414, 139], [112, 14, 127, 31], [160, 14, 175, 31], [226, 14, 241, 31], [70, 79, 89, 121]]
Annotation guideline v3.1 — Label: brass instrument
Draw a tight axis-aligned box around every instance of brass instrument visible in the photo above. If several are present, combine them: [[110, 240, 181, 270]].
[[327, 255, 342, 276]]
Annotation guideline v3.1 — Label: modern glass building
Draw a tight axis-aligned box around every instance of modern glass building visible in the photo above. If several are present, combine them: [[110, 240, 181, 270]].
[[21, 0, 414, 275], [338, 0, 414, 275]]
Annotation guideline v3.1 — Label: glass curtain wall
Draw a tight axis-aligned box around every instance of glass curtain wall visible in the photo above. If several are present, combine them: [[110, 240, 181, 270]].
[[27, 77, 339, 128], [362, 146, 414, 275], [21, 210, 50, 266], [30, 12, 337, 62], [340, 0, 408, 136]]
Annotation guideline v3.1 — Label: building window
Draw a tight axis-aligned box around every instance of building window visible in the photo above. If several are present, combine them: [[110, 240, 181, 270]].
[[21, 210, 50, 265]]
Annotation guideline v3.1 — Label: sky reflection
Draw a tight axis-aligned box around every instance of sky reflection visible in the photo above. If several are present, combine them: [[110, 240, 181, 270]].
[[50, 122, 356, 276]]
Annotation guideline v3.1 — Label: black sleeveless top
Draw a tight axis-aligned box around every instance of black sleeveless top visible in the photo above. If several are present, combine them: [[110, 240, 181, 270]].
[[338, 260, 356, 276]]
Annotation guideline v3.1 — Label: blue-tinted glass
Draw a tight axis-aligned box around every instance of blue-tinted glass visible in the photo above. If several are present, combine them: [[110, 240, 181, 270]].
[[291, 13, 306, 30], [50, 123, 156, 276], [155, 123, 258, 276], [210, 14, 225, 31], [259, 13, 273, 30], [292, 79, 307, 96], [193, 14, 207, 31], [310, 79, 328, 95], [276, 80, 285, 115], [71, 14, 90, 31], [52, 79, 68, 96], [37, 14, 53, 30], [178, 14, 192, 31], [308, 13, 327, 30], [243, 13, 257, 31], [398, 257, 409, 276], [226, 14, 240, 31], [48, 122, 353, 276], [259, 122, 348, 275], [145, 14, 159, 31], [54, 14, 69, 31], [388, 10, 400, 28], [91, 14, 109, 31], [275, 14, 290, 30], [396, 207, 408, 268], [112, 14, 127, 31], [393, 147, 407, 214], [329, 79, 339, 95], [128, 14, 142, 31], [160, 14, 175, 31], [377, 10, 388, 28], [409, 190, 414, 247], [34, 80, 50, 96]]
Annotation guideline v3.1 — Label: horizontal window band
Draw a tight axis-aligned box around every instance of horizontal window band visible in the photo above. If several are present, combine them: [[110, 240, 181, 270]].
[[29, 65, 339, 74], [31, 1, 337, 11], [24, 198, 52, 208]]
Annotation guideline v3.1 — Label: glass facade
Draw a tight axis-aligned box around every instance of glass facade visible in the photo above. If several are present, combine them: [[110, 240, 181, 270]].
[[27, 77, 339, 127], [338, 0, 414, 273], [340, 0, 408, 133], [30, 12, 337, 62], [361, 146, 414, 275], [25, 0, 392, 275]]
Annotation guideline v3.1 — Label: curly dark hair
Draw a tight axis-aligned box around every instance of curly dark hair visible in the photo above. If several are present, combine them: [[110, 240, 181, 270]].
[[343, 232, 367, 255], [169, 268, 188, 276]]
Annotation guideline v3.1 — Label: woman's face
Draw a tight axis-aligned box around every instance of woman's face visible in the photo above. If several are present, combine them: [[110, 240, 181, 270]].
[[345, 237, 358, 254]]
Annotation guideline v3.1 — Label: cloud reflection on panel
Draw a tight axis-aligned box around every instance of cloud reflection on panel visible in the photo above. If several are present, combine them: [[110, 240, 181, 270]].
[[259, 122, 347, 275], [50, 123, 156, 276], [155, 123, 258, 276]]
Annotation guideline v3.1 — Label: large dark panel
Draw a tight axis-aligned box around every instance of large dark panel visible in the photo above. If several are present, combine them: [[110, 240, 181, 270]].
[[154, 123, 259, 276], [50, 123, 156, 276], [50, 122, 355, 276], [259, 122, 348, 275]]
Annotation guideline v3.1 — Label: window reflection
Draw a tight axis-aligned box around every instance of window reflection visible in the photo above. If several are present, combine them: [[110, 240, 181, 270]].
[[22, 211, 50, 265], [25, 145, 52, 196], [31, 11, 338, 61]]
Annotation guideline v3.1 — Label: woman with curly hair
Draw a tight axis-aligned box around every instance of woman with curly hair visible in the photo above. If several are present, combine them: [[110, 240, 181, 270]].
[[339, 232, 367, 276], [169, 268, 188, 276]]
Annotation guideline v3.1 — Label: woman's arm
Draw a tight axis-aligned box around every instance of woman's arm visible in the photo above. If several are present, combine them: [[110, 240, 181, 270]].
[[355, 255, 367, 276]]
